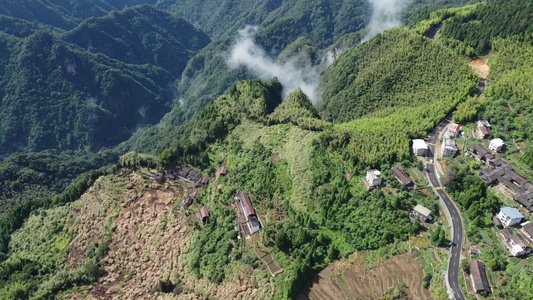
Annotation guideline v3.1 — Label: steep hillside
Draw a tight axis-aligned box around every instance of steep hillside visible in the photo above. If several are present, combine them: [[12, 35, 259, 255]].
[[0, 31, 173, 156], [0, 7, 211, 157], [65, 5, 211, 76], [0, 150, 118, 214], [318, 28, 477, 165], [0, 79, 436, 299], [319, 28, 477, 123], [439, 0, 533, 56], [158, 0, 370, 45], [0, 0, 156, 29]]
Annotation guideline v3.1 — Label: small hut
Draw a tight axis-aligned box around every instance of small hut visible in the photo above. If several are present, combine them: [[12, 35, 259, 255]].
[[200, 206, 210, 224]]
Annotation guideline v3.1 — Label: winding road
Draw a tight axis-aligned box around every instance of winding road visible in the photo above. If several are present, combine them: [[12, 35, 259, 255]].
[[425, 115, 465, 300]]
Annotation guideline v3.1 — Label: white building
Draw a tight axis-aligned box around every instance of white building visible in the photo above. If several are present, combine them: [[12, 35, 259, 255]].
[[509, 233, 531, 256], [489, 138, 504, 152], [447, 123, 461, 138], [441, 138, 458, 157], [478, 120, 491, 128], [412, 204, 433, 222], [366, 170, 382, 186], [412, 139, 428, 156], [497, 207, 524, 227]]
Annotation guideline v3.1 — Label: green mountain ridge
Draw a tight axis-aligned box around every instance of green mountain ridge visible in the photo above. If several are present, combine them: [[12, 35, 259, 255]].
[[0, 6, 211, 157], [2, 0, 533, 299], [64, 5, 211, 76], [0, 0, 157, 29]]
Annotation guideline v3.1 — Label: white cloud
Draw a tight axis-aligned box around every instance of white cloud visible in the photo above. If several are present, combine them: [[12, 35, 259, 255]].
[[363, 0, 414, 42], [225, 26, 320, 103]]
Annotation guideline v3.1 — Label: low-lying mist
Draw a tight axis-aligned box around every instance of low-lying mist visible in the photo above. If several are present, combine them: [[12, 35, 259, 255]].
[[225, 26, 320, 103], [363, 0, 414, 42]]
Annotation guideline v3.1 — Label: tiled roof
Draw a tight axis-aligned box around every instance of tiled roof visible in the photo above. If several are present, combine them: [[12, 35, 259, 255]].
[[469, 260, 491, 293]]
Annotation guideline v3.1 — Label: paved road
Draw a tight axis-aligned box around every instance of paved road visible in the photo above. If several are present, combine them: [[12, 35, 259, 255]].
[[425, 116, 465, 300]]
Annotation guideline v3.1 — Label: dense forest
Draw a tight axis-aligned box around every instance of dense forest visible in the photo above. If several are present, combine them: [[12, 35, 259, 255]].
[[318, 28, 477, 165], [0, 6, 210, 157]]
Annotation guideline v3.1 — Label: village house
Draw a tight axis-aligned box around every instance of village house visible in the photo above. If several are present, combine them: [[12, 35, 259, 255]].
[[493, 215, 503, 229], [477, 120, 492, 139], [200, 206, 210, 225], [235, 192, 261, 235], [410, 204, 433, 222], [412, 139, 428, 156], [183, 196, 193, 207], [521, 222, 533, 240], [219, 165, 227, 176], [363, 169, 382, 191], [497, 207, 524, 227], [469, 260, 491, 294], [489, 138, 504, 152], [441, 138, 458, 157], [500, 228, 530, 256], [508, 232, 531, 256], [479, 160, 533, 212], [391, 167, 412, 186], [467, 144, 494, 164], [447, 123, 461, 138]]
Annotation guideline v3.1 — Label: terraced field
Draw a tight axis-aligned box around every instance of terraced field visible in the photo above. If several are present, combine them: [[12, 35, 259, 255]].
[[298, 251, 432, 300]]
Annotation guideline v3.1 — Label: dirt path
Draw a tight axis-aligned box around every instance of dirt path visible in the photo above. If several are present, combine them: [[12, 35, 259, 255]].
[[468, 58, 490, 79]]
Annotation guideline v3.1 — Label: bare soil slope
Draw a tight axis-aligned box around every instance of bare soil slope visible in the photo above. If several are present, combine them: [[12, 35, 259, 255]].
[[62, 169, 273, 299]]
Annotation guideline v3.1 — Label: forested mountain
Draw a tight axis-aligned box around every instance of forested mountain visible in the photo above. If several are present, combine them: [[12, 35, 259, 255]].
[[0, 0, 156, 29], [0, 79, 422, 298], [171, 0, 370, 123], [0, 30, 173, 155], [157, 0, 370, 45], [3, 0, 533, 298], [65, 5, 211, 76], [0, 6, 210, 157], [439, 0, 533, 56], [317, 28, 477, 165]]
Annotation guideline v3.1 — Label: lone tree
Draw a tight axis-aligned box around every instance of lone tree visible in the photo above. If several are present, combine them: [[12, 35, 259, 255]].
[[461, 259, 470, 274], [441, 170, 457, 187]]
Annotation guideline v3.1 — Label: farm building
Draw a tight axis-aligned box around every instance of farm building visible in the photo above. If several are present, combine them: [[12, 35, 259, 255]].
[[469, 246, 481, 255], [497, 207, 524, 227], [391, 167, 412, 185], [441, 138, 458, 157], [363, 170, 382, 190], [412, 139, 428, 156], [447, 123, 461, 138], [200, 206, 210, 225], [522, 222, 533, 240], [489, 138, 504, 152], [410, 204, 433, 222], [479, 160, 533, 211], [469, 260, 491, 294], [235, 192, 261, 235], [219, 165, 227, 175], [493, 216, 503, 229], [467, 144, 494, 163], [183, 196, 193, 207], [508, 233, 531, 256], [477, 120, 492, 139]]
